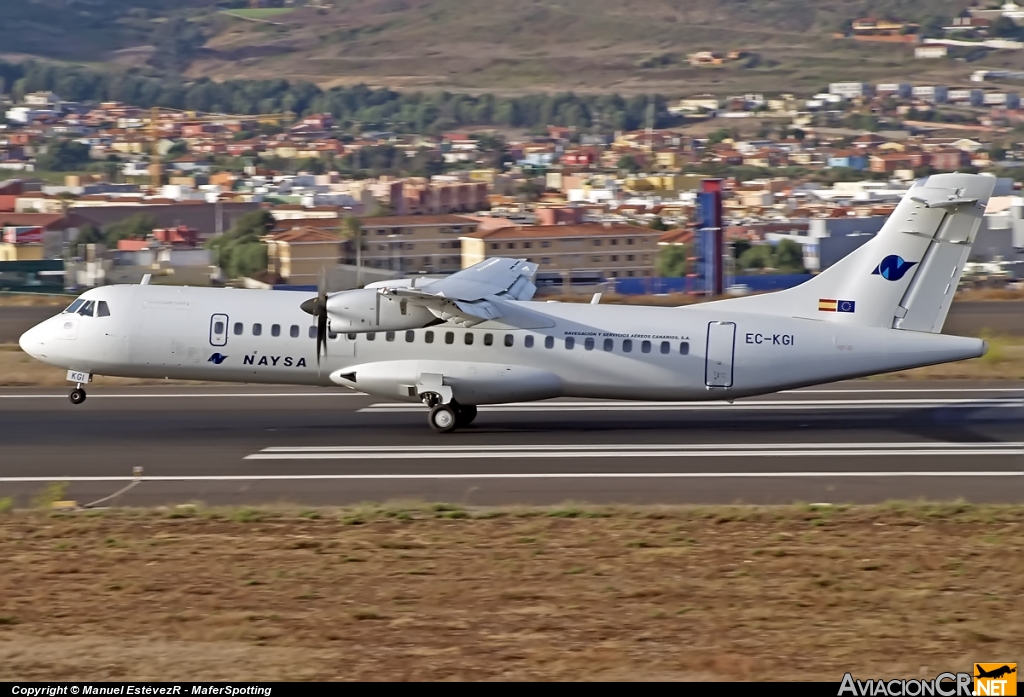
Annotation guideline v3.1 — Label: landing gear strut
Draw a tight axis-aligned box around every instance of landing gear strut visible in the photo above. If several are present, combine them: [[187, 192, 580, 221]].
[[69, 385, 87, 405]]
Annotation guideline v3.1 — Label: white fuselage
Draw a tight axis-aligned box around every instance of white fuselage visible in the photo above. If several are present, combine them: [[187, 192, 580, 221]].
[[19, 284, 986, 405]]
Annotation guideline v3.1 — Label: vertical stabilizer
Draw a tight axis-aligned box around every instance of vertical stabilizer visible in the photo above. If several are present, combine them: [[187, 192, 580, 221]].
[[706, 173, 996, 333]]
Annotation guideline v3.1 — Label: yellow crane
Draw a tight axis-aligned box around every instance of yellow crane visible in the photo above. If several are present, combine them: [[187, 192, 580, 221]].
[[146, 106, 296, 188]]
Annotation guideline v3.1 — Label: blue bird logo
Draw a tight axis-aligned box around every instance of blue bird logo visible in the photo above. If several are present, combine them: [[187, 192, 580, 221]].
[[208, 353, 228, 365], [872, 255, 917, 281]]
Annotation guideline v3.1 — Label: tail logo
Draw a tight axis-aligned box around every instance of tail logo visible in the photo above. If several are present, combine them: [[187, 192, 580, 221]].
[[872, 255, 918, 281], [208, 353, 228, 365]]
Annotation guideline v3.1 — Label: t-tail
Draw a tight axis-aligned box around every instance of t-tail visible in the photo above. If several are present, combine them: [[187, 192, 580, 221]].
[[711, 172, 996, 333]]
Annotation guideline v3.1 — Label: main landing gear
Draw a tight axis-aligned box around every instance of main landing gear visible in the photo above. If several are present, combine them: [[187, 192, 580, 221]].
[[69, 385, 87, 405], [422, 393, 477, 433]]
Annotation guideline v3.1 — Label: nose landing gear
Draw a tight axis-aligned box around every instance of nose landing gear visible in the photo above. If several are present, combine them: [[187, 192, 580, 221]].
[[69, 385, 87, 405]]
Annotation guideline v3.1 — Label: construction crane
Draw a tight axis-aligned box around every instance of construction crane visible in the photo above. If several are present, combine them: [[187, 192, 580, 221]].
[[146, 106, 296, 188]]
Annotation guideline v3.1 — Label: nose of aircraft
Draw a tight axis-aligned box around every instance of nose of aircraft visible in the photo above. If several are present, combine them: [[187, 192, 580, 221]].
[[18, 323, 45, 359]]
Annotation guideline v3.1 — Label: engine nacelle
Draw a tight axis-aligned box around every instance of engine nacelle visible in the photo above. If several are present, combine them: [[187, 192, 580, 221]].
[[325, 288, 437, 332]]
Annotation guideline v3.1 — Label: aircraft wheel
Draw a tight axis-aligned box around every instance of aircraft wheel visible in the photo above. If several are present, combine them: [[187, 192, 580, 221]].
[[429, 404, 458, 433], [456, 404, 478, 426], [69, 388, 86, 405]]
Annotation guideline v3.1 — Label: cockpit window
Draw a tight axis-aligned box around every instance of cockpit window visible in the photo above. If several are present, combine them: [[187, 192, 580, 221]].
[[63, 299, 85, 314], [77, 300, 96, 317], [96, 301, 110, 317]]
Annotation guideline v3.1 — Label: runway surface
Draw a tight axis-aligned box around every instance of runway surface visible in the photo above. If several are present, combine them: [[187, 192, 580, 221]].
[[1, 299, 1022, 343], [0, 381, 1021, 507]]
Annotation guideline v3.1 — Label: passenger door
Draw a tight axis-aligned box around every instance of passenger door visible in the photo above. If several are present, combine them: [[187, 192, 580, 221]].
[[209, 313, 229, 347], [704, 321, 736, 388]]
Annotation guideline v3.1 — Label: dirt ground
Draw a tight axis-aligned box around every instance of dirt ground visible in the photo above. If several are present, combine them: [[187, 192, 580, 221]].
[[0, 503, 1019, 681]]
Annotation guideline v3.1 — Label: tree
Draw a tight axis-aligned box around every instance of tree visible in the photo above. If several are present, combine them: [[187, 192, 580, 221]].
[[165, 141, 188, 158], [36, 140, 91, 172], [656, 246, 686, 277], [70, 223, 103, 256], [342, 215, 364, 286], [104, 214, 156, 247], [738, 244, 774, 270], [648, 216, 668, 231], [773, 239, 806, 273], [991, 16, 1021, 39], [206, 210, 276, 280], [616, 155, 640, 173], [516, 179, 544, 202]]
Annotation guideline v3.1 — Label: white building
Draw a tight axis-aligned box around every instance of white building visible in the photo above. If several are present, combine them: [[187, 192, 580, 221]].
[[983, 92, 1021, 108], [915, 46, 948, 59], [912, 85, 949, 103], [4, 107, 56, 124], [828, 82, 872, 99], [948, 89, 985, 106], [23, 92, 60, 108], [877, 83, 913, 99]]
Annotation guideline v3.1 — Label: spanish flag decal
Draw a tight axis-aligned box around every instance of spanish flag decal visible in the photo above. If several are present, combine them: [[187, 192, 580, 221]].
[[819, 299, 856, 313]]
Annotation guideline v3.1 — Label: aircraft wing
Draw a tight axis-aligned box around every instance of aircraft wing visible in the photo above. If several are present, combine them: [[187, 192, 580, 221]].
[[377, 257, 539, 326]]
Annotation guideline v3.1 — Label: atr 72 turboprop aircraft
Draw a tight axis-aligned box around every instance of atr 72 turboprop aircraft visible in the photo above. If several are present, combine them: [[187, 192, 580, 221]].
[[19, 173, 996, 432]]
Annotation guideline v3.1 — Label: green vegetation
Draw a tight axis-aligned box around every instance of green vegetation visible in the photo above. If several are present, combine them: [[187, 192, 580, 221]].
[[205, 210, 274, 279], [0, 59, 679, 133], [656, 246, 687, 277], [737, 238, 807, 274]]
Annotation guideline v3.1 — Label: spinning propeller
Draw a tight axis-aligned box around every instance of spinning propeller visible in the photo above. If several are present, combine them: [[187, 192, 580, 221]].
[[299, 267, 329, 369]]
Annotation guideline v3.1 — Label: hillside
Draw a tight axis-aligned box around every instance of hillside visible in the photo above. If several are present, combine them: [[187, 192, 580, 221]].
[[1, 1, 1013, 95]]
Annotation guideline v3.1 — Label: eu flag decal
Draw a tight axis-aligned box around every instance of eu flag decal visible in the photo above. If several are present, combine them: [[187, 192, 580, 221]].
[[819, 299, 856, 313]]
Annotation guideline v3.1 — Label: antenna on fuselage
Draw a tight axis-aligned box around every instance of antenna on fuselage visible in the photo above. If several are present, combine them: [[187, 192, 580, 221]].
[[140, 274, 152, 285]]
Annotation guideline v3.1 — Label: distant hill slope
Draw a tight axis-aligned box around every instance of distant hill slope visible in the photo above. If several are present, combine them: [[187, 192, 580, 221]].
[[1, 1, 1005, 94]]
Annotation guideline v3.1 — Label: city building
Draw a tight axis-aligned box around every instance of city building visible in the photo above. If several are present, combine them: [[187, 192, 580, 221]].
[[461, 223, 664, 281]]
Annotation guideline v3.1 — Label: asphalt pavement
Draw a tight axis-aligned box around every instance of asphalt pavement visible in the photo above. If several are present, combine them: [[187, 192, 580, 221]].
[[0, 382, 1021, 507]]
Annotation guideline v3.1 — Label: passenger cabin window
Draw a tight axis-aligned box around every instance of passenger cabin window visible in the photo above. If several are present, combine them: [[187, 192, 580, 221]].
[[680, 342, 690, 355], [271, 324, 281, 337], [565, 337, 575, 350], [252, 323, 262, 336], [290, 325, 300, 338], [484, 333, 493, 346], [445, 332, 454, 344], [623, 339, 633, 352], [525, 335, 534, 348], [603, 338, 613, 351], [213, 320, 225, 335], [660, 341, 670, 354], [347, 333, 356, 340], [585, 337, 594, 350], [366, 333, 376, 341], [308, 326, 316, 339], [504, 334, 514, 347], [235, 323, 244, 336], [386, 331, 395, 341], [96, 301, 110, 317], [405, 330, 415, 342], [641, 340, 651, 353], [465, 332, 474, 345], [544, 336, 554, 349], [328, 331, 338, 340], [425, 331, 434, 344]]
